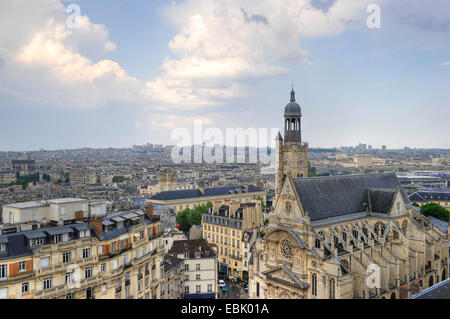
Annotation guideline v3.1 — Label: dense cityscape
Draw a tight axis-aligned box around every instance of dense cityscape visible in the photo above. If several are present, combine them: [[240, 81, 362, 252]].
[[0, 0, 449, 304]]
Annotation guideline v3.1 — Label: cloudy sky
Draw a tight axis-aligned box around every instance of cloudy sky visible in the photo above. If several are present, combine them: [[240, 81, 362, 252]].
[[0, 0, 449, 151]]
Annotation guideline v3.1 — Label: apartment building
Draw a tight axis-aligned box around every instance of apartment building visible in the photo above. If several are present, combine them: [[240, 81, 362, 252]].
[[2, 198, 89, 226], [0, 204, 166, 299], [409, 189, 450, 210], [201, 202, 263, 279], [167, 239, 217, 299], [149, 184, 266, 214], [160, 255, 183, 299]]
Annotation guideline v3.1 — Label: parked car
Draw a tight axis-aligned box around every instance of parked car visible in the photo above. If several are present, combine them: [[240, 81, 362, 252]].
[[218, 280, 226, 288]]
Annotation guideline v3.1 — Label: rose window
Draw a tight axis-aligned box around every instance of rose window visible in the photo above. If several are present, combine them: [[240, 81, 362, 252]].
[[280, 240, 293, 259]]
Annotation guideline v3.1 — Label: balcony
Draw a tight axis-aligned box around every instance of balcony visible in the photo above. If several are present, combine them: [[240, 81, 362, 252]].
[[124, 262, 132, 270]]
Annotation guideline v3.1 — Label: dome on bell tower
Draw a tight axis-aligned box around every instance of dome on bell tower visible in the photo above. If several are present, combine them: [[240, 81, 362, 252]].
[[284, 88, 301, 117]]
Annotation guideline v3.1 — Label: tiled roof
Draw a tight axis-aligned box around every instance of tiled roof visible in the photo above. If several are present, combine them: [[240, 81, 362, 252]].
[[168, 239, 216, 258]]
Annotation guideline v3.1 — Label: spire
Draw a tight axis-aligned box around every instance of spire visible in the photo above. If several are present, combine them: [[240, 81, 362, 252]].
[[276, 131, 283, 141], [290, 86, 295, 102]]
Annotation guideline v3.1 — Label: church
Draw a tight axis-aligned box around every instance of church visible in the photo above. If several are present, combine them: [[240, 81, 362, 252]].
[[249, 89, 449, 299]]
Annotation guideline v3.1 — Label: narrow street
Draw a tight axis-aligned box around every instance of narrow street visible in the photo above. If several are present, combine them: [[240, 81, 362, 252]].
[[218, 278, 248, 299]]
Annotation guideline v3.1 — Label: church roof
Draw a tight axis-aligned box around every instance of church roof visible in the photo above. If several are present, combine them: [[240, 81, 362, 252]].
[[292, 172, 410, 221]]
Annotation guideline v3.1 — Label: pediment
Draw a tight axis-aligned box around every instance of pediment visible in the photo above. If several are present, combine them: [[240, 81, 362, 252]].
[[263, 265, 309, 289]]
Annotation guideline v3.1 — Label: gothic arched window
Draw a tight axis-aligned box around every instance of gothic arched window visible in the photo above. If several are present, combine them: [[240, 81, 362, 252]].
[[374, 222, 386, 237], [311, 273, 317, 296]]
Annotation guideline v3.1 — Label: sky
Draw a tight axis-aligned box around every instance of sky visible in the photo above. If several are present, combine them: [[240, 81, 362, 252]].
[[0, 0, 449, 151]]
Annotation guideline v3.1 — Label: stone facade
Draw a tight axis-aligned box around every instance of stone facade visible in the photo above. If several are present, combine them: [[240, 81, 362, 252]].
[[249, 89, 449, 300]]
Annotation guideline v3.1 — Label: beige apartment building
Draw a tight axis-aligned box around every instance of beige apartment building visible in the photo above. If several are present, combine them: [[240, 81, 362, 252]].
[[167, 239, 218, 299], [202, 202, 263, 279], [354, 154, 373, 168], [0, 204, 166, 299]]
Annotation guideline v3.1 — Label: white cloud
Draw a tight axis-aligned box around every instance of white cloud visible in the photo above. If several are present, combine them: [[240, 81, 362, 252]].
[[440, 61, 450, 66], [1, 0, 448, 112]]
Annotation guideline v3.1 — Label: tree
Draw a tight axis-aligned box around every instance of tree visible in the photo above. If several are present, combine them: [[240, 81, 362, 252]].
[[176, 210, 190, 232], [42, 174, 51, 182], [263, 218, 269, 226], [176, 203, 211, 233], [308, 161, 317, 176], [412, 202, 420, 208], [112, 175, 126, 183], [420, 203, 449, 222]]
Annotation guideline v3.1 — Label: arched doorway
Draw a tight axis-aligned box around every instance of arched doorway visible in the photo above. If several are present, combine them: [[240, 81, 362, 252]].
[[428, 275, 434, 288], [442, 268, 447, 281], [390, 292, 396, 299]]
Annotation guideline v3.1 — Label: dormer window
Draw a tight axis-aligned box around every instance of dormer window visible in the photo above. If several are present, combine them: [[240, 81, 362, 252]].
[[31, 238, 44, 247], [52, 234, 62, 244]]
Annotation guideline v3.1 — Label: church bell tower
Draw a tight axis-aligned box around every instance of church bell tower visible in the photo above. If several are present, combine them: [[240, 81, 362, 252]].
[[274, 87, 308, 206]]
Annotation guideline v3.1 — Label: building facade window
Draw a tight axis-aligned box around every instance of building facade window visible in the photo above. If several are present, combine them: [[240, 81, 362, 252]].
[[22, 282, 29, 294], [329, 278, 335, 299], [82, 248, 91, 259], [311, 273, 317, 296], [19, 261, 26, 272], [85, 267, 93, 279], [43, 277, 52, 290], [62, 252, 72, 263]]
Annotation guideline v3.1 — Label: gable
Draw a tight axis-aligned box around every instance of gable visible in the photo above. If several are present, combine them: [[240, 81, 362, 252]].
[[388, 189, 407, 216], [274, 175, 304, 219]]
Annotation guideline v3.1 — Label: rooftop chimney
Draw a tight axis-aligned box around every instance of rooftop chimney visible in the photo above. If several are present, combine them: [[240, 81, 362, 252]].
[[89, 217, 103, 238], [145, 203, 154, 220]]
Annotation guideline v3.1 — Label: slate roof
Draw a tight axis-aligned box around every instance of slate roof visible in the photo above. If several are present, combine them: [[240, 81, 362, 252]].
[[409, 190, 450, 202], [292, 172, 410, 222], [430, 217, 448, 233], [150, 184, 263, 201], [45, 226, 74, 236], [163, 254, 183, 273], [409, 278, 450, 299], [368, 189, 396, 213]]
